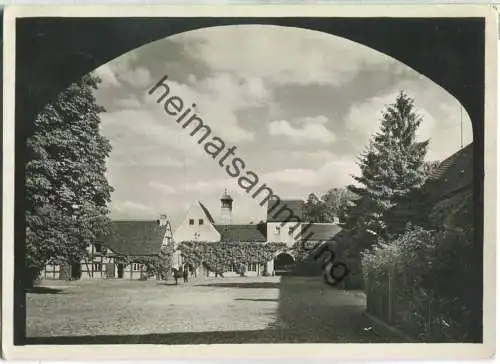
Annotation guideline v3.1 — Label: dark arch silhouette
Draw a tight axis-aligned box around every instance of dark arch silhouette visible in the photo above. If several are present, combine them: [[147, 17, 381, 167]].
[[13, 17, 484, 344], [274, 253, 295, 275]]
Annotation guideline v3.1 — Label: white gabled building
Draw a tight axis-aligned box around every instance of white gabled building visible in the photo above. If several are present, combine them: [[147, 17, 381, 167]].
[[172, 191, 342, 277], [173, 202, 221, 243], [40, 190, 342, 281]]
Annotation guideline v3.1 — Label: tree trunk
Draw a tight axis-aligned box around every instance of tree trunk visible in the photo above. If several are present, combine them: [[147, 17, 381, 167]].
[[25, 267, 41, 289]]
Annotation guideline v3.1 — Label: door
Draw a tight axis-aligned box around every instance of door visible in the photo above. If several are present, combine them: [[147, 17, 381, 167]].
[[70, 263, 82, 280], [274, 253, 295, 275], [106, 263, 115, 278], [117, 264, 124, 278]]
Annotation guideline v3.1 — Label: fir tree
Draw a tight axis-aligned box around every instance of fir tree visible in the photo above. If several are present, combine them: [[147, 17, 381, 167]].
[[342, 91, 429, 244], [25, 73, 113, 285]]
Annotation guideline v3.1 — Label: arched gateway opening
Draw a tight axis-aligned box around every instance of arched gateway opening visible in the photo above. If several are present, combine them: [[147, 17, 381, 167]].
[[274, 253, 295, 276]]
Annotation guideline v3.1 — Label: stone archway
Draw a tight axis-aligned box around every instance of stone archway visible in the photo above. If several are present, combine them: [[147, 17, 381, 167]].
[[273, 252, 295, 275], [12, 16, 487, 344]]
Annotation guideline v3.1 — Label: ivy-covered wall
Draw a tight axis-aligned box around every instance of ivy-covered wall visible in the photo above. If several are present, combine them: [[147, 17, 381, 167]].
[[177, 241, 288, 273]]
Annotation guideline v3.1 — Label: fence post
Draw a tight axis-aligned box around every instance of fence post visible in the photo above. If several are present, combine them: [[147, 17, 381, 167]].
[[427, 301, 432, 338], [387, 269, 392, 324]]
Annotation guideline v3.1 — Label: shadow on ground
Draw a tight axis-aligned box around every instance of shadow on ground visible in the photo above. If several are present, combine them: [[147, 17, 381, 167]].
[[234, 298, 279, 302], [25, 287, 66, 295], [194, 282, 280, 289], [25, 329, 296, 345], [26, 276, 406, 344]]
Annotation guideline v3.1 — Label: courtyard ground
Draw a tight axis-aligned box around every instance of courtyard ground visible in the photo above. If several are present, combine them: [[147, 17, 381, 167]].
[[26, 275, 405, 344]]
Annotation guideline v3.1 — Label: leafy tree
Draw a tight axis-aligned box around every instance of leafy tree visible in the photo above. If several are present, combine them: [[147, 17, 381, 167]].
[[25, 73, 113, 285], [303, 188, 355, 223], [342, 91, 429, 244], [303, 193, 325, 222]]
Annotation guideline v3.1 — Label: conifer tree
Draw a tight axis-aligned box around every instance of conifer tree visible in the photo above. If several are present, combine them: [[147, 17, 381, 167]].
[[342, 91, 429, 246]]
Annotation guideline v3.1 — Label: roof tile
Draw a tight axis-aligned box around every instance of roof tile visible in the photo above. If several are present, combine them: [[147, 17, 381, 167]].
[[214, 223, 267, 242], [97, 220, 166, 256]]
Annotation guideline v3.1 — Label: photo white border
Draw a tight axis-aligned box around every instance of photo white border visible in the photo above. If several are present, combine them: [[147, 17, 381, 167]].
[[2, 4, 497, 361]]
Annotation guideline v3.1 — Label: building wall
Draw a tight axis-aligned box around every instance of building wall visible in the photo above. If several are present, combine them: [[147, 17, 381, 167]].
[[42, 260, 151, 280], [41, 242, 155, 281], [193, 262, 262, 278], [266, 222, 303, 247], [174, 203, 221, 242]]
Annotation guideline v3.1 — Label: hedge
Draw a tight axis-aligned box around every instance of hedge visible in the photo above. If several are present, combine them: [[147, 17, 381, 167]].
[[362, 190, 476, 342]]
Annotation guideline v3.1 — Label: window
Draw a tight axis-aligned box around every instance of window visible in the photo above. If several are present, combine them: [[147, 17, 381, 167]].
[[189, 219, 195, 225], [275, 226, 280, 234], [132, 263, 142, 271], [94, 243, 102, 253], [199, 219, 204, 225], [288, 227, 294, 235], [93, 263, 102, 272], [248, 263, 257, 272], [227, 264, 237, 272]]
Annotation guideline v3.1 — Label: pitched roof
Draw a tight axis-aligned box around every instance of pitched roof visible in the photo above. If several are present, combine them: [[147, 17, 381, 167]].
[[198, 202, 215, 224], [388, 144, 474, 223], [267, 199, 305, 223], [214, 223, 267, 242], [304, 223, 342, 241], [424, 143, 473, 201], [96, 221, 166, 256]]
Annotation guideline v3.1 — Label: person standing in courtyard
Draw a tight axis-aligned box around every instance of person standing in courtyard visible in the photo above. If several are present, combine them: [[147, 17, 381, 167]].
[[173, 267, 179, 285], [178, 267, 184, 284], [183, 266, 189, 283]]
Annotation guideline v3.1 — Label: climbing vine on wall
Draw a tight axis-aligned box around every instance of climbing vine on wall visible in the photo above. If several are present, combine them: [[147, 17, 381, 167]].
[[113, 244, 175, 279], [177, 241, 288, 272]]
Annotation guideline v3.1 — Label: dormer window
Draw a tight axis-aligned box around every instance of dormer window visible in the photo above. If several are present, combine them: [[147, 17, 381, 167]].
[[94, 243, 102, 253], [275, 226, 280, 234], [199, 219, 204, 225], [189, 219, 194, 225]]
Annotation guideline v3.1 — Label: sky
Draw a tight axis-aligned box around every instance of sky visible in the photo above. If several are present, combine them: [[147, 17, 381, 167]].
[[93, 25, 473, 228]]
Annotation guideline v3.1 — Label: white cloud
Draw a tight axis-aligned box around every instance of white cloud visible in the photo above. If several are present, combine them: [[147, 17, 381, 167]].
[[345, 92, 436, 144], [184, 177, 248, 197], [172, 25, 396, 87], [96, 24, 473, 223], [296, 115, 330, 125], [268, 118, 336, 144], [120, 67, 153, 88], [148, 181, 177, 195], [143, 76, 256, 143], [100, 107, 206, 160], [262, 156, 358, 189], [95, 64, 120, 87], [112, 200, 150, 214], [94, 52, 141, 88], [290, 150, 336, 161], [343, 79, 472, 160], [114, 97, 142, 109]]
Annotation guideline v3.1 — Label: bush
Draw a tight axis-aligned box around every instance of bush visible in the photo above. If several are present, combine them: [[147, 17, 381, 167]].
[[362, 190, 476, 343]]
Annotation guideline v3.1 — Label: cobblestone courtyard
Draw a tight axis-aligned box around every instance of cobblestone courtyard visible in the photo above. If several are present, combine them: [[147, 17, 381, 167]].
[[26, 276, 404, 344]]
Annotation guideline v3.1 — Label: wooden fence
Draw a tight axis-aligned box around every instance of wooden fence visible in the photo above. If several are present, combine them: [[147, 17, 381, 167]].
[[365, 269, 448, 342]]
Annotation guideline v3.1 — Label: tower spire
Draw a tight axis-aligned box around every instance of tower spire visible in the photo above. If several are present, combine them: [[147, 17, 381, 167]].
[[220, 189, 233, 228]]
